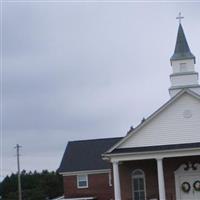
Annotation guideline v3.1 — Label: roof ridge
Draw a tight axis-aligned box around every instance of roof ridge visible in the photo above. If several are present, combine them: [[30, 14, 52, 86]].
[[68, 136, 123, 143]]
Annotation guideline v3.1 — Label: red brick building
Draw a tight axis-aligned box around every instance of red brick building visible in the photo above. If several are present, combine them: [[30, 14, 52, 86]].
[[58, 20, 200, 200], [58, 138, 121, 200]]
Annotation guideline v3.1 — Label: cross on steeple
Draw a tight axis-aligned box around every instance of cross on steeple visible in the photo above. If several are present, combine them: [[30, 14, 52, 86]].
[[176, 12, 184, 24]]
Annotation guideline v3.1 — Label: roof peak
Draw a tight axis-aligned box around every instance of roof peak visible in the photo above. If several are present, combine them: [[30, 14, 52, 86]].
[[170, 23, 195, 63]]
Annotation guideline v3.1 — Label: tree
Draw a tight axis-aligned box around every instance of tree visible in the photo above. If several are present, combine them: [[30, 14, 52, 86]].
[[0, 170, 63, 200]]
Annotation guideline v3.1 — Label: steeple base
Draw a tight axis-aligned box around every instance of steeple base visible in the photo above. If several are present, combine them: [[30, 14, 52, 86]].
[[169, 85, 200, 97]]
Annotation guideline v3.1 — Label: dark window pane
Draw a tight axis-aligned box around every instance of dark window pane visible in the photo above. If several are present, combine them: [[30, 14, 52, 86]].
[[133, 179, 139, 190], [140, 191, 145, 200], [79, 181, 87, 187], [134, 192, 139, 200], [139, 178, 144, 189]]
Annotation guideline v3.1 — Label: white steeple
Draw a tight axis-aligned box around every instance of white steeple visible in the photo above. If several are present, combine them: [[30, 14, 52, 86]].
[[169, 15, 200, 97]]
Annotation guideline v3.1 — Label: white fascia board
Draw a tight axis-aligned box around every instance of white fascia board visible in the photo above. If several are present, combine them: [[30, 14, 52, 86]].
[[107, 147, 200, 163], [60, 169, 111, 176], [186, 88, 200, 98], [63, 197, 95, 200], [106, 89, 200, 153], [51, 196, 65, 200]]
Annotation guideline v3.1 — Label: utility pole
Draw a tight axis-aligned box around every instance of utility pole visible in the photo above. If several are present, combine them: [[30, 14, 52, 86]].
[[15, 144, 22, 200]]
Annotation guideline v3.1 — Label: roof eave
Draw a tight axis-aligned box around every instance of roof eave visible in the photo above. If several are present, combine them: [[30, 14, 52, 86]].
[[170, 55, 196, 65]]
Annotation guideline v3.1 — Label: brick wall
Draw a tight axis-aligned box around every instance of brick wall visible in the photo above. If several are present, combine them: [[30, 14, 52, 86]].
[[119, 155, 200, 200], [119, 159, 159, 200], [62, 155, 200, 200], [63, 172, 114, 200], [164, 155, 200, 200]]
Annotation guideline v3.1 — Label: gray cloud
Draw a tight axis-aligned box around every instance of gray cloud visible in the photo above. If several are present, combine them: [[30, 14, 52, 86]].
[[2, 2, 200, 179]]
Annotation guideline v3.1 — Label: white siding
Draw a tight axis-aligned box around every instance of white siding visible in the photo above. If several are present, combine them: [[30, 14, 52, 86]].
[[119, 93, 200, 149], [169, 87, 200, 97], [169, 89, 182, 97], [169, 58, 200, 98], [170, 74, 198, 86], [171, 59, 195, 73], [191, 87, 200, 95]]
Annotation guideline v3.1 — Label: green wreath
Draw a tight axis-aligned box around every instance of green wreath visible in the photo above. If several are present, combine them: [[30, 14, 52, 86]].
[[181, 182, 191, 193], [193, 180, 200, 191]]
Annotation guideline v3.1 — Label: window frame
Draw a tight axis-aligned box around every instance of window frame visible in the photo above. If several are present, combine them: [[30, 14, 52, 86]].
[[132, 169, 146, 200], [108, 171, 112, 187], [77, 174, 88, 189]]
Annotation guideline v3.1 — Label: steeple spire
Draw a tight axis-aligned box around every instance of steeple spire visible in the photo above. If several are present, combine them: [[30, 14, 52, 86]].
[[170, 17, 195, 63], [168, 14, 200, 97]]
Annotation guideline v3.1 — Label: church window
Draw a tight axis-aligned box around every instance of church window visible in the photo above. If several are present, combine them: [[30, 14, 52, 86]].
[[77, 174, 88, 188], [132, 169, 146, 200]]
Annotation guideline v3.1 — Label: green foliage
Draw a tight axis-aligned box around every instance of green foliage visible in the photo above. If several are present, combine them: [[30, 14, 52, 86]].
[[0, 170, 63, 200]]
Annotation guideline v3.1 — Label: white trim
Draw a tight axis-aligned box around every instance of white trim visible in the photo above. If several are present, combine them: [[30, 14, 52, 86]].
[[131, 169, 147, 200], [108, 171, 112, 187], [64, 198, 95, 200], [174, 163, 200, 200], [51, 196, 65, 200], [105, 147, 200, 163], [112, 161, 121, 200], [157, 158, 166, 200], [106, 89, 200, 153], [55, 197, 95, 200], [60, 169, 111, 176], [77, 174, 88, 189]]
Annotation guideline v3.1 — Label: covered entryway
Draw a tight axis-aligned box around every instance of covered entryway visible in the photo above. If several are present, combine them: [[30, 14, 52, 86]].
[[175, 163, 200, 200], [108, 153, 200, 200]]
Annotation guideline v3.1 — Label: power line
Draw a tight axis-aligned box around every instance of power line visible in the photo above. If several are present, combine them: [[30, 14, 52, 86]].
[[14, 144, 22, 200]]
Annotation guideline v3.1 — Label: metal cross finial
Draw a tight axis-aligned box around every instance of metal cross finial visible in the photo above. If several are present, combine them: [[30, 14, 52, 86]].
[[176, 12, 184, 24]]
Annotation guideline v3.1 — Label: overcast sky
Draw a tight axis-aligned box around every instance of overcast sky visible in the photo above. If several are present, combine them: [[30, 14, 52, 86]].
[[1, 1, 200, 180]]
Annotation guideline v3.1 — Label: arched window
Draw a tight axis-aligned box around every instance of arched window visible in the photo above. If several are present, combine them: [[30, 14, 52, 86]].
[[132, 169, 146, 200]]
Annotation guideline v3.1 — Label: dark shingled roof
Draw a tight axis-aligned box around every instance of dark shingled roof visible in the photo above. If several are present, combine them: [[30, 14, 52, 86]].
[[171, 23, 195, 63], [58, 137, 122, 173], [110, 142, 200, 154]]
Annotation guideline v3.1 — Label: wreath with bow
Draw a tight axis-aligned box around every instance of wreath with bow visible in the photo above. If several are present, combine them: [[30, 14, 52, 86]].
[[181, 182, 190, 193], [193, 180, 200, 192]]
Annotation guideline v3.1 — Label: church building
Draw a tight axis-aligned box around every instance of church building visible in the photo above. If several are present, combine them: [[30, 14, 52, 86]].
[[58, 16, 200, 200]]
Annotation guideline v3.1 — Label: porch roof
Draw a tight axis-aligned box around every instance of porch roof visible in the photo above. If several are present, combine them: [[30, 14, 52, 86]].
[[109, 142, 200, 154]]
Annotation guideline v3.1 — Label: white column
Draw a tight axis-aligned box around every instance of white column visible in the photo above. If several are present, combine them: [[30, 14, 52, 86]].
[[112, 161, 121, 200], [157, 158, 166, 200]]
